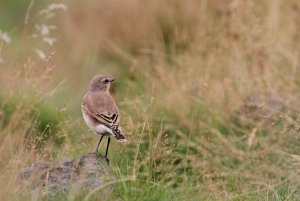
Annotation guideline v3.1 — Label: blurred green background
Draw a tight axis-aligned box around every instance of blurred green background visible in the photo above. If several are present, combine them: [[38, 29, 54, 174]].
[[0, 0, 300, 200]]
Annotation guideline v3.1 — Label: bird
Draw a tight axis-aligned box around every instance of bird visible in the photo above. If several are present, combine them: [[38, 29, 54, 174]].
[[81, 74, 126, 162]]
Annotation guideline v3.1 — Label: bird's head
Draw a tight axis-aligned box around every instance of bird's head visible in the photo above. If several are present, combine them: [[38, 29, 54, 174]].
[[89, 74, 115, 92]]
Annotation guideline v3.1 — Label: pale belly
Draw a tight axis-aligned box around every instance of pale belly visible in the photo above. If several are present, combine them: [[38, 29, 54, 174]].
[[82, 109, 112, 135]]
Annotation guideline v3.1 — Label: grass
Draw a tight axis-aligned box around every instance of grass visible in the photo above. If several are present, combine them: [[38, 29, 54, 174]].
[[0, 0, 300, 200]]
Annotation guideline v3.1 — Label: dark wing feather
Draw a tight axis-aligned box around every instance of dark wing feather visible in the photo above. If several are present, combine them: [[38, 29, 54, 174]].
[[93, 113, 119, 127]]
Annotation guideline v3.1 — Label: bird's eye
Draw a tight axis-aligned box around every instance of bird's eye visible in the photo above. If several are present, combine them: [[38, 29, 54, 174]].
[[104, 79, 109, 83]]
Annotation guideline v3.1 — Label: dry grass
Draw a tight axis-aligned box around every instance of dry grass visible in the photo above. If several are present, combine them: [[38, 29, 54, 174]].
[[0, 0, 300, 200]]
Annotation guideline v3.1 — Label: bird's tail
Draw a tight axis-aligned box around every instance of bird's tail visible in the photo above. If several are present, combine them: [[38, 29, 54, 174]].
[[111, 125, 127, 142]]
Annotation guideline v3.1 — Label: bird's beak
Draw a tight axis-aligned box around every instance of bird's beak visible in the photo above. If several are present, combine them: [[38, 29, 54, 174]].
[[109, 78, 115, 82]]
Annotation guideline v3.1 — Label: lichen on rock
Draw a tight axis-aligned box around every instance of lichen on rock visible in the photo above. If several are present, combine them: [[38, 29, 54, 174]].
[[18, 153, 114, 199]]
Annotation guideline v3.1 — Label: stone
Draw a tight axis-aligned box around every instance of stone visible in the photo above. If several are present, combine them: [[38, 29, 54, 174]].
[[18, 153, 114, 199]]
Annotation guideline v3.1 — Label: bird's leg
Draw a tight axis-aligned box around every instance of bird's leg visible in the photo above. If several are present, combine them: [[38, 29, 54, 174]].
[[95, 135, 104, 154], [105, 136, 110, 157], [104, 136, 110, 164]]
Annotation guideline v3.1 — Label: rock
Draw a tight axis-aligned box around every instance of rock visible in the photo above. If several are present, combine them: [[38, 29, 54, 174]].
[[18, 153, 114, 199]]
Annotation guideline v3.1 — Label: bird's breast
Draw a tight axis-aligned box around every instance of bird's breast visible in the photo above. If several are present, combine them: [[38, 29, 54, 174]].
[[82, 109, 95, 130]]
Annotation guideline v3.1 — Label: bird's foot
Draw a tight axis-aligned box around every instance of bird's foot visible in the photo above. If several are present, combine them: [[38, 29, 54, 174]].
[[104, 157, 109, 165], [94, 151, 103, 157], [93, 151, 109, 165]]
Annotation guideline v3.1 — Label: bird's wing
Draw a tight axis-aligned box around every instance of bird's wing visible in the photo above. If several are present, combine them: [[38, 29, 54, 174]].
[[93, 113, 119, 127], [82, 92, 126, 141], [82, 92, 119, 127]]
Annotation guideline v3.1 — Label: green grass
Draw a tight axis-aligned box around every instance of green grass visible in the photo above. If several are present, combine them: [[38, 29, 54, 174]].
[[0, 0, 300, 200]]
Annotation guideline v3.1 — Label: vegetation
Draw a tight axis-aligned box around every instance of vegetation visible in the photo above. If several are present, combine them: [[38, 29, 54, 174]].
[[0, 0, 299, 200]]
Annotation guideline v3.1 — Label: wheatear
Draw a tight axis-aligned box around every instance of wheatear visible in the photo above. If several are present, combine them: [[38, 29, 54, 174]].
[[81, 74, 126, 161]]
